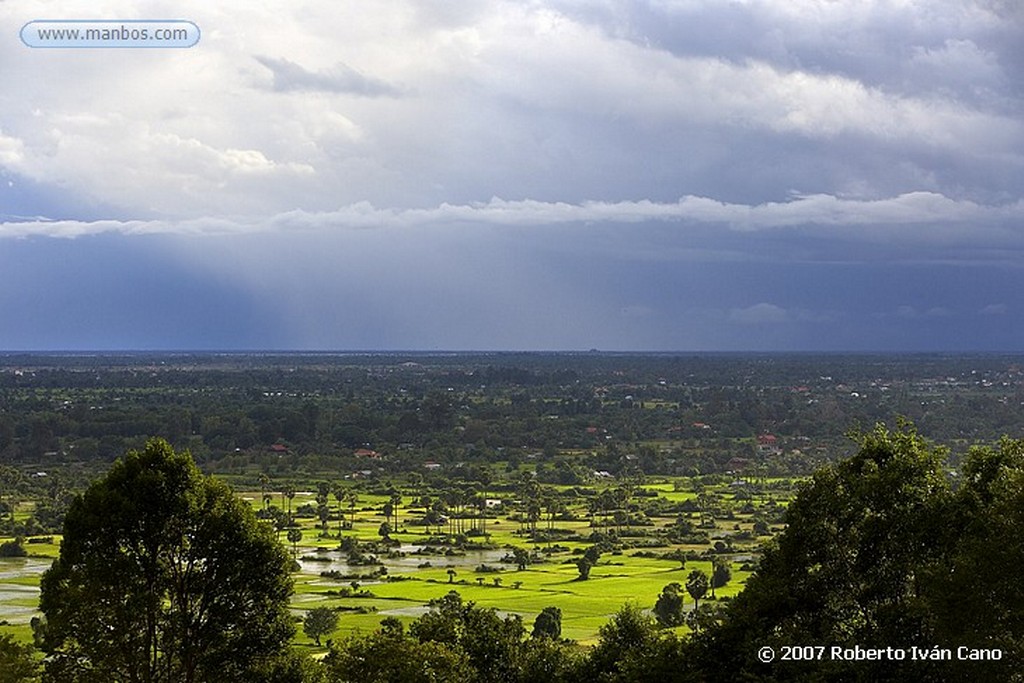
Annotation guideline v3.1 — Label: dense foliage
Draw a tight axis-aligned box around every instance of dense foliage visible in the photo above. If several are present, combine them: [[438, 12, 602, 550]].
[[688, 424, 1024, 682], [3, 353, 1024, 481], [0, 633, 37, 683], [38, 439, 295, 683]]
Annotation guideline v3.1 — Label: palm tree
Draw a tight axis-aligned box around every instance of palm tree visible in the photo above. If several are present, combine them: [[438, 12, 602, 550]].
[[527, 501, 541, 537], [287, 528, 302, 558], [686, 569, 709, 613], [282, 484, 296, 521], [258, 473, 270, 509], [346, 491, 360, 530], [389, 492, 402, 532], [332, 484, 346, 536]]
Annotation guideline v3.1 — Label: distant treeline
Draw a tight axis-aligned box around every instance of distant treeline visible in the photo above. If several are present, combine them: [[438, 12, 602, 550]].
[[2, 353, 1024, 474]]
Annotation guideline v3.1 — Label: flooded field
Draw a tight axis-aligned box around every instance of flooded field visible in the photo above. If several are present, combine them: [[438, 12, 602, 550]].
[[0, 558, 49, 625], [297, 543, 508, 577]]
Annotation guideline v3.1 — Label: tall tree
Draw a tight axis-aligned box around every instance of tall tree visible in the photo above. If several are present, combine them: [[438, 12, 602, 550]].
[[332, 484, 346, 536], [654, 582, 685, 628], [346, 491, 360, 530], [532, 606, 562, 639], [389, 492, 402, 532], [325, 630, 471, 683], [38, 439, 294, 683], [257, 473, 270, 510], [710, 557, 731, 598], [315, 482, 331, 532], [303, 607, 339, 647], [582, 603, 660, 681], [282, 484, 296, 521], [685, 570, 709, 613], [287, 528, 303, 558], [688, 423, 961, 681]]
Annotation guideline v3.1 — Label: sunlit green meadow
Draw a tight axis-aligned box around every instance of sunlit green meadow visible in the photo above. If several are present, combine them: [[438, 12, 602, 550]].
[[2, 476, 777, 650]]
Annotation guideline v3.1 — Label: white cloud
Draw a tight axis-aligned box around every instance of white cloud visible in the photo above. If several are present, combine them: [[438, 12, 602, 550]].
[[2, 191, 1022, 240], [0, 132, 24, 167], [2, 0, 1020, 221], [475, 8, 1021, 152]]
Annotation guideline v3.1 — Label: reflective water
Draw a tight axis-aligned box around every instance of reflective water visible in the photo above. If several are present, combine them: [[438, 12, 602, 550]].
[[297, 543, 508, 576], [0, 558, 48, 625]]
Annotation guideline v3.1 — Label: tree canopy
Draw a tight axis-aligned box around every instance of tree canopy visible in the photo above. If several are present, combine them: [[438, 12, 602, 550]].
[[0, 633, 38, 683], [303, 607, 339, 647], [38, 438, 295, 683], [689, 423, 1024, 681]]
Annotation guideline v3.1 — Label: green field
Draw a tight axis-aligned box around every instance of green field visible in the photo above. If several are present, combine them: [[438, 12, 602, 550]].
[[1, 474, 792, 650]]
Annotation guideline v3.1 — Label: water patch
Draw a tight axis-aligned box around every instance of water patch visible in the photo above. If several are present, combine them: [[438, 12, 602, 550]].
[[298, 543, 507, 576]]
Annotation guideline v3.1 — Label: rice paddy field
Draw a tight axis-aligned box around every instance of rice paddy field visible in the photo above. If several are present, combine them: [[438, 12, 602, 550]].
[[0, 475, 797, 650]]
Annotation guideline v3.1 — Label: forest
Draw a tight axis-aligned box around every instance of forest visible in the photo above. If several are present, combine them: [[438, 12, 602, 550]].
[[1, 353, 1023, 681]]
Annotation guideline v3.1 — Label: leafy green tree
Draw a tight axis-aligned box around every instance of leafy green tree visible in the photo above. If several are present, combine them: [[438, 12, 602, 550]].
[[923, 436, 1024, 681], [532, 606, 562, 639], [258, 473, 270, 509], [576, 545, 601, 581], [0, 536, 27, 557], [685, 602, 723, 634], [411, 591, 465, 646], [324, 631, 472, 683], [39, 438, 294, 683], [665, 548, 687, 570], [685, 569, 709, 612], [710, 557, 731, 597], [654, 582, 685, 627], [519, 636, 579, 683], [0, 633, 38, 683], [688, 423, 957, 681], [346, 491, 360, 529], [303, 607, 339, 647], [315, 482, 331, 532], [575, 556, 594, 581], [582, 603, 659, 681], [317, 504, 330, 532], [410, 590, 528, 682], [389, 492, 402, 530], [513, 547, 531, 571]]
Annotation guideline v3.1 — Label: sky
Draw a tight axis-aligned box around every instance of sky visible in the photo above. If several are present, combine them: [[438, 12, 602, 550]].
[[1, 0, 1023, 351]]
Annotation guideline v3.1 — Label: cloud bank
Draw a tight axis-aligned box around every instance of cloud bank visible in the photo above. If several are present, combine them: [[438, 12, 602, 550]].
[[1, 0, 1022, 350]]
